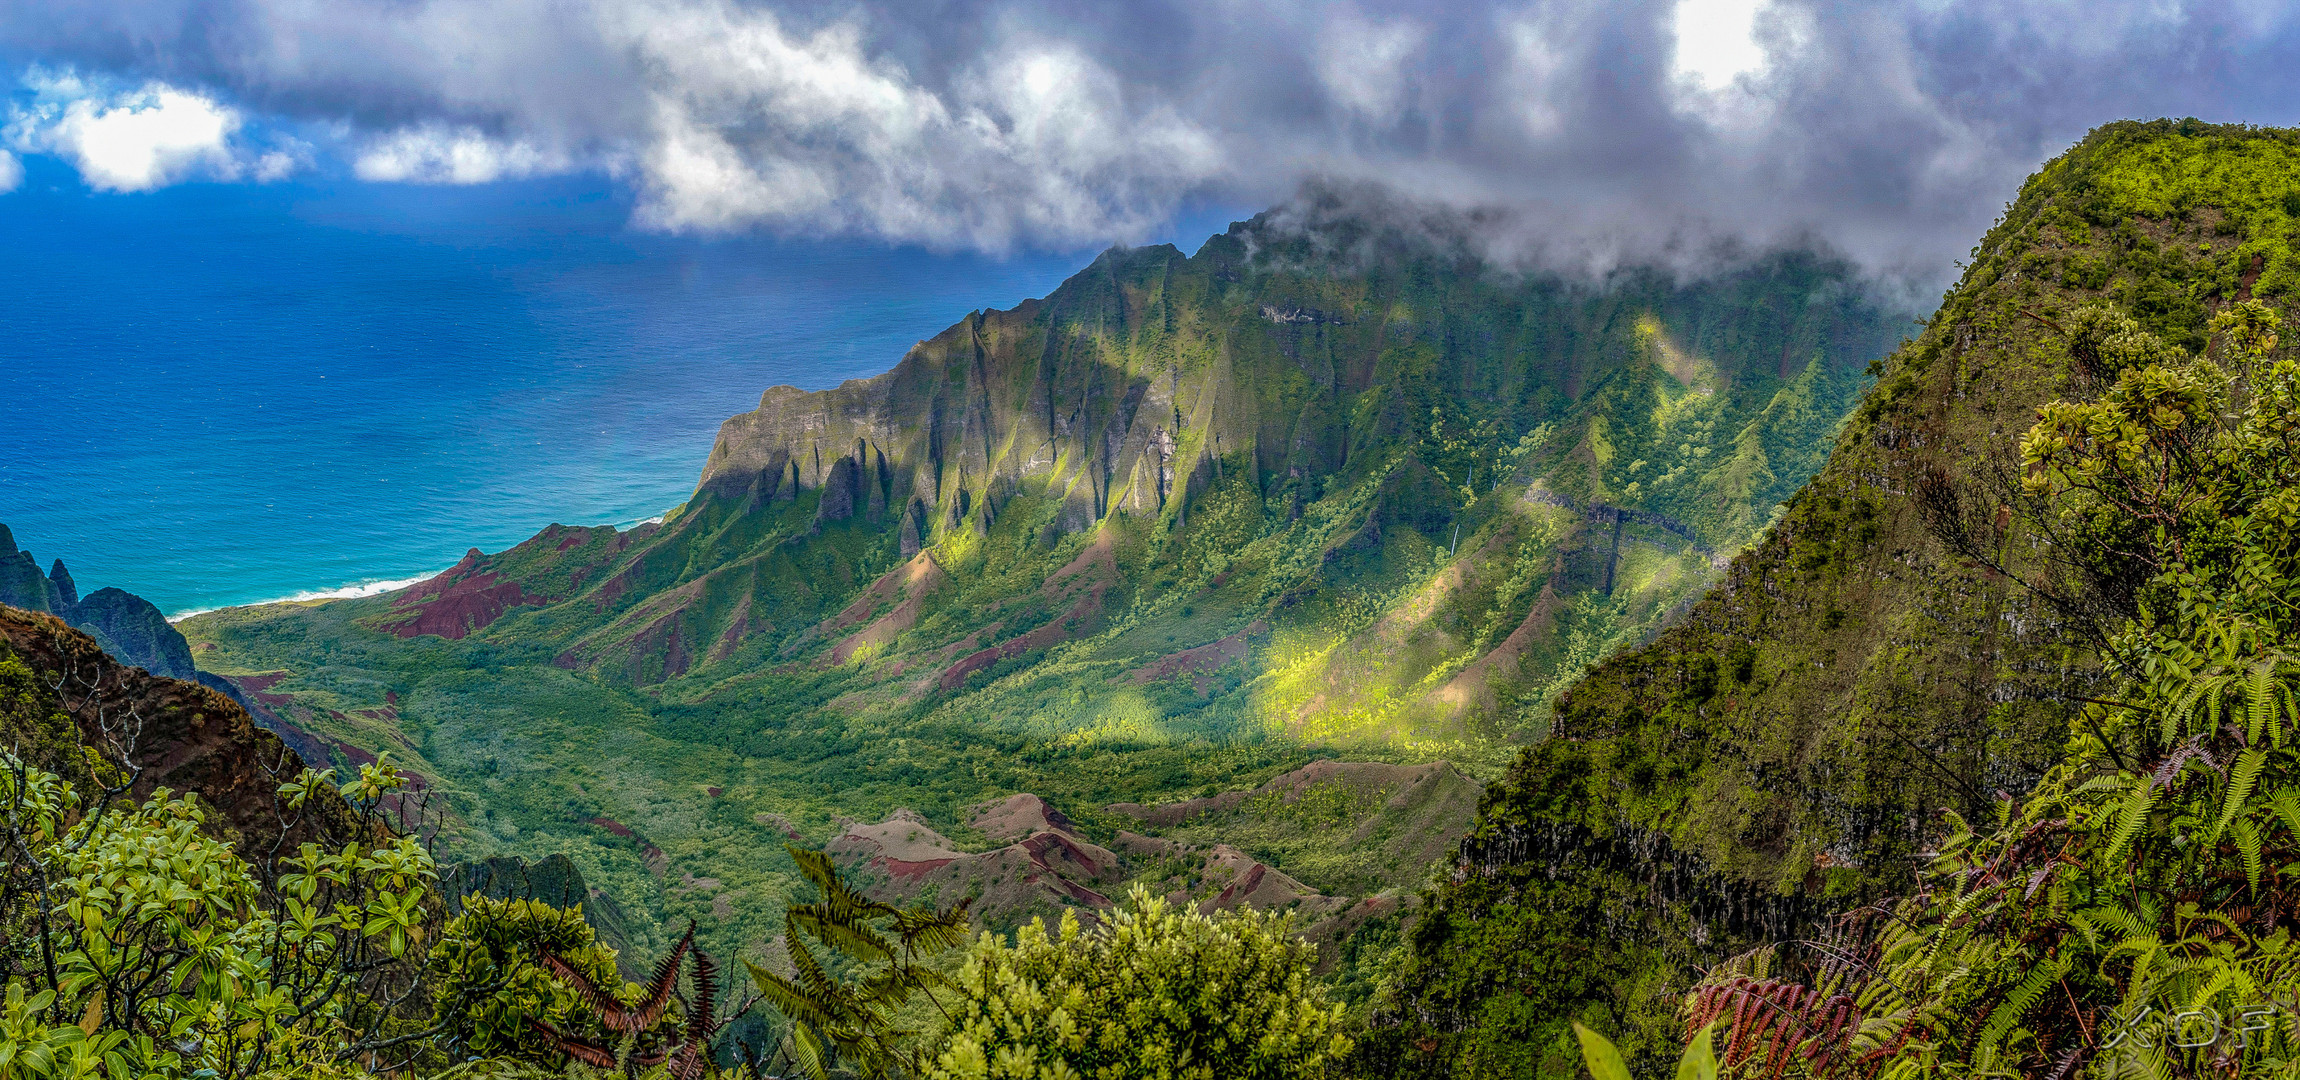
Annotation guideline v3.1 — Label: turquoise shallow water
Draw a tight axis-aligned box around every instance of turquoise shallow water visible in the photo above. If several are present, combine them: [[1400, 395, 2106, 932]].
[[0, 160, 1221, 617]]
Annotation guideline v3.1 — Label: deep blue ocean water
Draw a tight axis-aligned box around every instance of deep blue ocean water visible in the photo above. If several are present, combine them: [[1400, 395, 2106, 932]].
[[0, 158, 1237, 617]]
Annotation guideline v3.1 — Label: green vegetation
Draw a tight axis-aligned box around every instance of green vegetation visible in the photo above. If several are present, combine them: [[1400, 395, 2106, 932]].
[[925, 888, 1348, 1080], [430, 897, 629, 1063], [177, 213, 1897, 981], [26, 118, 2300, 1079], [745, 847, 970, 1080], [1, 750, 436, 1078], [2, 696, 1337, 1079], [1664, 299, 2298, 1074], [1372, 119, 2300, 1078]]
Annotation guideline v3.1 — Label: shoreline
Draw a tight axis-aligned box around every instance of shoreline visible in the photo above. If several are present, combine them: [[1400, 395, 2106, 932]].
[[165, 510, 671, 624], [167, 571, 446, 624]]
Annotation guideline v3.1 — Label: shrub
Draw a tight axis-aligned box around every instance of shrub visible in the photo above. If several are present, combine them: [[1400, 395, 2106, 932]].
[[1, 754, 436, 1077], [428, 896, 626, 1063], [924, 887, 1350, 1080]]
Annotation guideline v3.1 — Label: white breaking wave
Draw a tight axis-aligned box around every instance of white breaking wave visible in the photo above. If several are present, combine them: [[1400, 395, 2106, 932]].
[[164, 511, 664, 623], [167, 570, 444, 623]]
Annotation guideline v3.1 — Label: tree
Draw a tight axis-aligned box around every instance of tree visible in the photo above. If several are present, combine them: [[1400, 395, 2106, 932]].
[[923, 887, 1350, 1080]]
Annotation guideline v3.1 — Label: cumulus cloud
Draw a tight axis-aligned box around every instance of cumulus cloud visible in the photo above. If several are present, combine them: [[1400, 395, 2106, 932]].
[[8, 76, 240, 190], [0, 0, 2297, 286], [0, 149, 18, 192], [5, 71, 303, 190], [609, 4, 1222, 247]]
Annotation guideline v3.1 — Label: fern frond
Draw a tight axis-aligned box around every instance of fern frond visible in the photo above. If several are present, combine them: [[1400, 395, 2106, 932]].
[[2233, 817, 2265, 894], [2249, 655, 2277, 746], [530, 1020, 617, 1069], [2267, 786, 2300, 842], [2215, 747, 2269, 840], [1973, 958, 2064, 1055], [789, 1023, 830, 1080], [2105, 781, 2158, 865], [621, 923, 696, 1034], [687, 947, 719, 1044], [746, 960, 840, 1032], [790, 907, 895, 965]]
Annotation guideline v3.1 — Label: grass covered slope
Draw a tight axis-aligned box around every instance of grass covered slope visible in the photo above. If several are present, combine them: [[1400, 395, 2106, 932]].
[[1373, 119, 2300, 1077], [178, 205, 1901, 967]]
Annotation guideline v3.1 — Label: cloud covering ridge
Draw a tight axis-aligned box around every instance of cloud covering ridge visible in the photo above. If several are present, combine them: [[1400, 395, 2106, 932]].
[[1, 0, 2296, 288]]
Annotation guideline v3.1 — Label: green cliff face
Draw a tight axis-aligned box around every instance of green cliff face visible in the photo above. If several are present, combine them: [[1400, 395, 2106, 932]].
[[178, 208, 1903, 967], [1373, 119, 2300, 1076]]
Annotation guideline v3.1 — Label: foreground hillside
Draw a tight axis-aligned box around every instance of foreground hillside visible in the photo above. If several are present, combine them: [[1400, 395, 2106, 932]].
[[181, 204, 1900, 963], [1372, 119, 2300, 1077]]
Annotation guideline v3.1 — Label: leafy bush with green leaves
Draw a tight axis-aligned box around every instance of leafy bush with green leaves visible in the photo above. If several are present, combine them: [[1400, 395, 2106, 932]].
[[428, 896, 628, 1063], [923, 887, 1350, 1080], [2, 748, 439, 1078]]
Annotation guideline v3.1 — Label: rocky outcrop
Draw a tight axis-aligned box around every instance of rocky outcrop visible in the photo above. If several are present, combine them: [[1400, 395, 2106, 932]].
[[69, 587, 197, 680], [0, 524, 60, 613], [0, 604, 362, 857], [0, 523, 197, 680], [47, 560, 77, 607], [828, 801, 1124, 925]]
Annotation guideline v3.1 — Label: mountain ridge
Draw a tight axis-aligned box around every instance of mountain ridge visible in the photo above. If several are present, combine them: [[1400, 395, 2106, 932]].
[[1371, 116, 2300, 1076], [177, 206, 1905, 978], [0, 521, 198, 681]]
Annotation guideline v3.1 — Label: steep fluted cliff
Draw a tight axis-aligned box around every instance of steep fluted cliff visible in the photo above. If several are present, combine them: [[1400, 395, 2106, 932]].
[[339, 210, 1897, 733]]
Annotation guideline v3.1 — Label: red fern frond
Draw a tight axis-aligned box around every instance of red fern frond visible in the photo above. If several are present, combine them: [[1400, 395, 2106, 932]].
[[688, 946, 720, 1044], [537, 952, 635, 1032], [626, 923, 698, 1034], [531, 1020, 617, 1069]]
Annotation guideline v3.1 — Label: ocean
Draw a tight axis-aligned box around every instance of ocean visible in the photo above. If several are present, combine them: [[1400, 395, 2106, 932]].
[[0, 158, 1231, 618]]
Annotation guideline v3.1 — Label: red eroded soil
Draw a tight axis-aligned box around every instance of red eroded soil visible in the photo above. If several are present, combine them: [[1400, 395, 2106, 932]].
[[590, 816, 635, 838], [1129, 621, 1268, 684], [227, 671, 298, 706], [376, 549, 551, 640], [880, 857, 957, 881]]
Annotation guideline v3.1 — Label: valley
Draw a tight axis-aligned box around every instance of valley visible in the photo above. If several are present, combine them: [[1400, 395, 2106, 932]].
[[173, 205, 1900, 978]]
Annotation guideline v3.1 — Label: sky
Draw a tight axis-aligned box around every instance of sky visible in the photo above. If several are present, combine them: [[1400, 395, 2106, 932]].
[[4, 0, 2300, 296]]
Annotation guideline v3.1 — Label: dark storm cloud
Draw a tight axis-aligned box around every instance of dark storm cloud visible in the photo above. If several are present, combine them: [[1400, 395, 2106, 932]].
[[4, 0, 2298, 292]]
